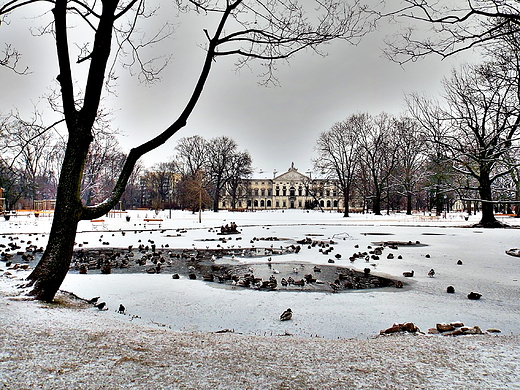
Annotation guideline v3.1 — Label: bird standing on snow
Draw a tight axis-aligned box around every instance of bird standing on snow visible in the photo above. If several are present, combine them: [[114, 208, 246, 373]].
[[117, 304, 126, 314], [428, 269, 435, 278], [280, 308, 292, 321], [95, 302, 107, 310], [87, 296, 100, 305]]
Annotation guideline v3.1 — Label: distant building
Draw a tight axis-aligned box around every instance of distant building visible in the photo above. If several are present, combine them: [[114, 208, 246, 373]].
[[219, 163, 343, 211]]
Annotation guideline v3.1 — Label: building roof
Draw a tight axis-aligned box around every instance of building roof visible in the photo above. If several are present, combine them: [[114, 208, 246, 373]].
[[273, 163, 309, 182]]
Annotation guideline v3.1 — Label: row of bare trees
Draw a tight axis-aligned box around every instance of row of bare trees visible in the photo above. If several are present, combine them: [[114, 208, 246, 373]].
[[316, 32, 520, 227], [314, 113, 426, 217], [0, 120, 253, 213], [0, 113, 139, 210], [171, 135, 253, 212], [137, 135, 253, 213]]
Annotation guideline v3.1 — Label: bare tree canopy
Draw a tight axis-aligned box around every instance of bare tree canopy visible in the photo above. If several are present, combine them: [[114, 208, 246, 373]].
[[1, 0, 373, 301], [313, 115, 362, 217], [379, 0, 520, 63], [407, 59, 520, 227]]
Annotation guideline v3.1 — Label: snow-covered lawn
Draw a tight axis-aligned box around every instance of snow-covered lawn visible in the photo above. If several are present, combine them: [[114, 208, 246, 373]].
[[3, 210, 520, 389], [2, 209, 520, 339]]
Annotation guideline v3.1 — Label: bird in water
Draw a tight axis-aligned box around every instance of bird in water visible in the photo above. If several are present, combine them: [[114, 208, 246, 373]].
[[280, 308, 292, 321]]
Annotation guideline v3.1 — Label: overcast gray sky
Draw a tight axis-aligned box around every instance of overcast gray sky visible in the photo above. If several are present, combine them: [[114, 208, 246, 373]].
[[0, 1, 473, 178]]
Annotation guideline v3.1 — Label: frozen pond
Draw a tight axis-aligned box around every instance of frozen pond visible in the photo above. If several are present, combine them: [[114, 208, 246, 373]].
[[2, 209, 520, 339]]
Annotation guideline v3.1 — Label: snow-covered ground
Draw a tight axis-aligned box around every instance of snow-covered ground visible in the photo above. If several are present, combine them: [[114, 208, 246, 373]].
[[2, 209, 520, 339]]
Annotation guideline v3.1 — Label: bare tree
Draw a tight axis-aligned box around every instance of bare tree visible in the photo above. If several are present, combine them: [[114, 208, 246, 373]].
[[356, 113, 399, 215], [176, 170, 212, 213], [120, 160, 144, 210], [1, 0, 372, 301], [226, 151, 253, 210], [313, 115, 361, 217], [205, 136, 239, 211], [381, 0, 520, 64], [407, 60, 520, 227], [0, 113, 60, 208], [174, 136, 209, 178], [81, 133, 126, 206], [144, 161, 177, 210], [392, 116, 427, 215]]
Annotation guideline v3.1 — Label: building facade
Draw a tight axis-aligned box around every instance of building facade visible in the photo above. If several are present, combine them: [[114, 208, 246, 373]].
[[220, 164, 344, 211]]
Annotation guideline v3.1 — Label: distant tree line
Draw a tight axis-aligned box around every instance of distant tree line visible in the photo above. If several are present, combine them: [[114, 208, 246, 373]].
[[315, 28, 520, 227], [141, 135, 253, 213], [0, 124, 253, 213]]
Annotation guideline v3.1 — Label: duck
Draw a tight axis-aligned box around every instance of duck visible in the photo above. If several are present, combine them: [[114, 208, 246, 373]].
[[280, 308, 292, 321], [428, 269, 435, 278], [467, 291, 482, 300], [403, 270, 414, 277]]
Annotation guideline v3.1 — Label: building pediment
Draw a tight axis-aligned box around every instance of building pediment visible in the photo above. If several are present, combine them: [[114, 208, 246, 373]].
[[273, 163, 309, 182]]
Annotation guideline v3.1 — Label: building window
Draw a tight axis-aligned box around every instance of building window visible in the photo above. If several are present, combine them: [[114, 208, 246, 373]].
[[254, 189, 259, 196], [298, 201, 302, 207], [276, 187, 280, 196], [276, 201, 279, 207], [267, 200, 272, 207], [268, 189, 272, 196], [254, 200, 258, 207], [260, 200, 265, 207], [282, 187, 287, 196], [333, 189, 338, 197], [261, 189, 265, 196], [283, 201, 286, 207], [333, 200, 338, 208], [320, 200, 324, 207], [326, 200, 331, 208], [326, 190, 330, 196], [290, 187, 295, 196], [298, 187, 303, 196]]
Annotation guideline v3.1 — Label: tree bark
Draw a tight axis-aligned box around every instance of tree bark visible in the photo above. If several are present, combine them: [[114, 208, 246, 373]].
[[343, 191, 350, 217], [26, 131, 91, 301], [406, 192, 412, 215], [477, 173, 500, 228]]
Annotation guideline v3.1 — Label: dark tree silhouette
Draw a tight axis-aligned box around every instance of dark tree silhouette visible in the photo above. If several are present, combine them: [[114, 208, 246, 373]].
[[380, 0, 520, 64], [313, 115, 362, 217], [407, 62, 520, 227]]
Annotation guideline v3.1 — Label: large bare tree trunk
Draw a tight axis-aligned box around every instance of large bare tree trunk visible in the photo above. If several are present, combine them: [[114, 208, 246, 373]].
[[343, 191, 350, 217], [373, 185, 382, 215], [406, 192, 412, 215], [477, 173, 500, 228], [27, 133, 91, 301]]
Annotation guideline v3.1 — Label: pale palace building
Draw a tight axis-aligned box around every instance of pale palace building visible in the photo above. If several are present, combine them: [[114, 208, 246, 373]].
[[220, 163, 344, 211]]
